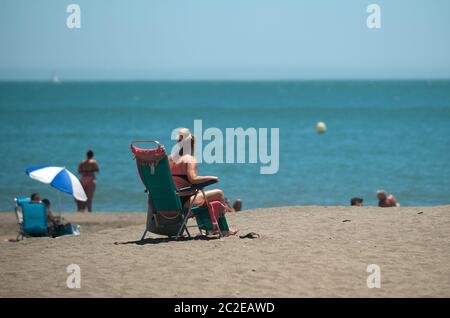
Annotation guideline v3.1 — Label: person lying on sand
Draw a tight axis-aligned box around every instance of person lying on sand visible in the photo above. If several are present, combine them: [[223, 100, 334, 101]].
[[169, 128, 240, 236], [377, 190, 400, 207]]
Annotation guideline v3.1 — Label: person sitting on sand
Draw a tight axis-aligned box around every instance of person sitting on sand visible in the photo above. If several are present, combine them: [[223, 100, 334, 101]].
[[42, 198, 73, 234], [377, 190, 400, 207], [350, 197, 364, 206], [76, 150, 100, 212], [42, 199, 61, 227], [168, 128, 241, 236], [30, 193, 41, 203]]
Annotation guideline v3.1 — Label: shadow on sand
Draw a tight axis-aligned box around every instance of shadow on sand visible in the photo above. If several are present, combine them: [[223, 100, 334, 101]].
[[115, 234, 221, 246]]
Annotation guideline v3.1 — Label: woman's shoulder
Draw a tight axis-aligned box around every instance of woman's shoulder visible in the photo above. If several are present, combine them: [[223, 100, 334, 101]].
[[170, 154, 197, 165], [181, 154, 197, 164]]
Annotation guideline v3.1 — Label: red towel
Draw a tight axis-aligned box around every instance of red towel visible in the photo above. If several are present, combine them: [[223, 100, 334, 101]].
[[208, 200, 224, 220], [187, 201, 224, 230]]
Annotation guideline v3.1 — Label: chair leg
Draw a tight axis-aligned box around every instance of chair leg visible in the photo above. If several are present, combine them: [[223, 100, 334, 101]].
[[140, 229, 147, 241], [176, 212, 191, 240], [185, 226, 191, 238], [176, 191, 200, 240], [16, 232, 24, 241]]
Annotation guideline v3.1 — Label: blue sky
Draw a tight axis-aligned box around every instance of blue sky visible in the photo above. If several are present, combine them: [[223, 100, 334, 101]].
[[1, 0, 449, 80]]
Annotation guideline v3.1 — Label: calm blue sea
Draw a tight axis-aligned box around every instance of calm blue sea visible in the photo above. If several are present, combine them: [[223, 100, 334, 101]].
[[0, 80, 449, 212]]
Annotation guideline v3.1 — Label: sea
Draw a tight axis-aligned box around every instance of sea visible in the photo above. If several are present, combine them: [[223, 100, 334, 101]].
[[0, 80, 449, 212]]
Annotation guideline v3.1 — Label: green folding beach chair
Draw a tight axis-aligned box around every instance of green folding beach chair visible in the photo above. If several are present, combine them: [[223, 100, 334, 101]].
[[131, 141, 230, 240]]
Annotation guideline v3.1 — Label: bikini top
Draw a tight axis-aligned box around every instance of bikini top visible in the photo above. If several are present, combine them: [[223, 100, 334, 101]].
[[80, 169, 97, 173]]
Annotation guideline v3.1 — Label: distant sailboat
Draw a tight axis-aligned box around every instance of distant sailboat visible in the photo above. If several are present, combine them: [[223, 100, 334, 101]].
[[52, 72, 60, 84]]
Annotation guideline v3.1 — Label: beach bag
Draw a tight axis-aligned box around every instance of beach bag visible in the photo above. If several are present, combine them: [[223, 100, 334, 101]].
[[50, 223, 81, 237], [148, 211, 184, 237]]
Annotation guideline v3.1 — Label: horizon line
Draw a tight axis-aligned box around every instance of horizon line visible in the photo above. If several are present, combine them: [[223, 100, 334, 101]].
[[1, 78, 450, 83]]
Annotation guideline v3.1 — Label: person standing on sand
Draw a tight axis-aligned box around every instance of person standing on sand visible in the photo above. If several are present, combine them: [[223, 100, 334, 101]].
[[76, 150, 100, 212]]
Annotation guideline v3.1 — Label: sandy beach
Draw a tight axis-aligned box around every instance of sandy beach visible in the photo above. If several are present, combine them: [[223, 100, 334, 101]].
[[1, 205, 449, 297]]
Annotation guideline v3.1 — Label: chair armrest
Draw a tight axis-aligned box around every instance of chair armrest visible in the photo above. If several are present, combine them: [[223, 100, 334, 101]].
[[177, 179, 218, 194]]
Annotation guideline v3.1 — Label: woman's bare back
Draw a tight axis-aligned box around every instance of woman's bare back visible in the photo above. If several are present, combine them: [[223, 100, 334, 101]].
[[79, 159, 99, 177]]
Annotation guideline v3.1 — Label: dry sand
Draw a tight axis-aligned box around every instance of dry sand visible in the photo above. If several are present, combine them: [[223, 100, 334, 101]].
[[0, 206, 449, 297]]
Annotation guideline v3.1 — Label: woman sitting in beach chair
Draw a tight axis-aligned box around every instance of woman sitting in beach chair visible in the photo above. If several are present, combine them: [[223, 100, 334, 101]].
[[169, 128, 241, 235], [32, 194, 67, 231]]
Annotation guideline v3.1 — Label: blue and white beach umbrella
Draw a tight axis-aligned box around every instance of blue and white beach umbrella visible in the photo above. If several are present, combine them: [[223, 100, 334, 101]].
[[25, 165, 87, 202]]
